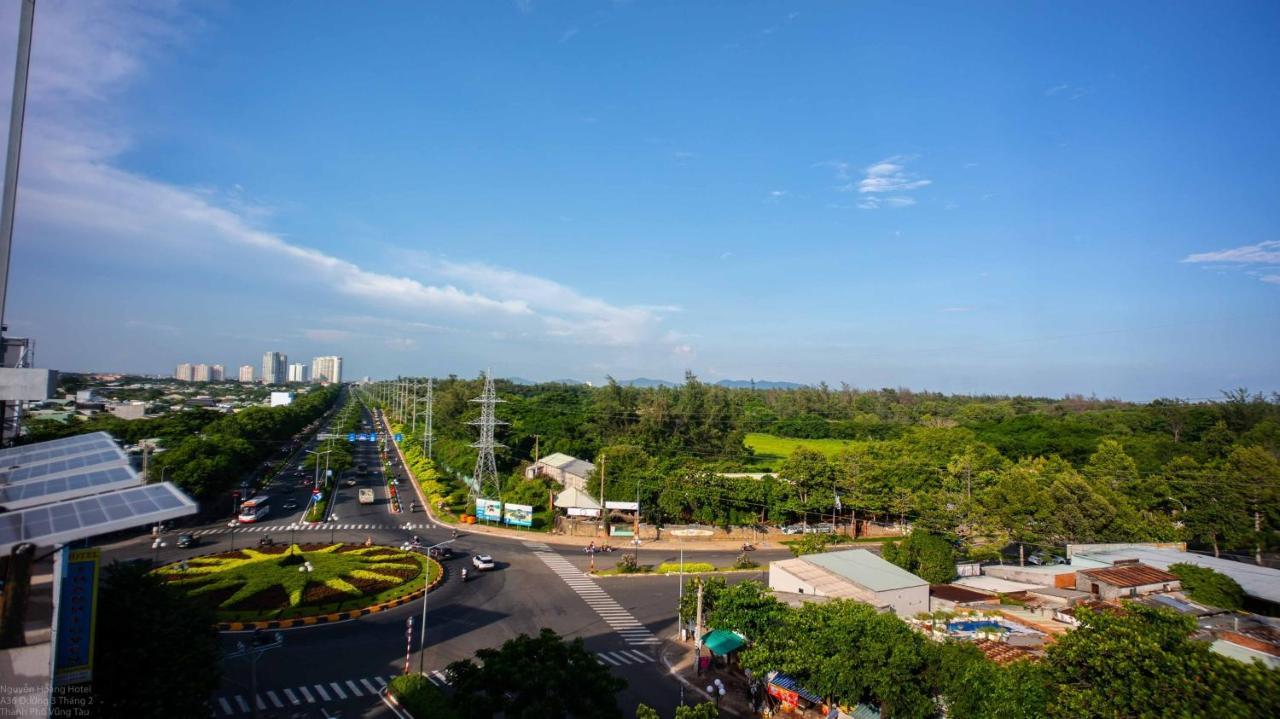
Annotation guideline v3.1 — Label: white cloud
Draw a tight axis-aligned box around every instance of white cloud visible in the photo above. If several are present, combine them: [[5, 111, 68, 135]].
[[1181, 241, 1280, 286], [854, 157, 932, 194], [559, 27, 579, 43], [1182, 240, 1280, 265], [856, 195, 916, 210], [8, 1, 687, 354]]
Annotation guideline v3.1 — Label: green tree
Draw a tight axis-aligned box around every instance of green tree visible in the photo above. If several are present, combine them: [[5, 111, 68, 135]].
[[674, 703, 719, 719], [1167, 563, 1244, 610], [934, 641, 1049, 719], [704, 580, 786, 643], [1043, 605, 1280, 718], [446, 628, 626, 719], [742, 600, 936, 718], [87, 561, 221, 718], [781, 447, 834, 517], [635, 705, 661, 719], [1226, 446, 1280, 565], [883, 531, 956, 584]]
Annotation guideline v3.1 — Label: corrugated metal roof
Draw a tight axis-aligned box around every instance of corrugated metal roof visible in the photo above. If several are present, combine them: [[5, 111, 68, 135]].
[[1078, 563, 1178, 588], [802, 549, 928, 592], [560, 459, 595, 478], [930, 584, 992, 603], [953, 576, 1044, 594], [772, 558, 881, 601], [767, 672, 822, 703], [1073, 546, 1280, 605], [537, 452, 580, 468]]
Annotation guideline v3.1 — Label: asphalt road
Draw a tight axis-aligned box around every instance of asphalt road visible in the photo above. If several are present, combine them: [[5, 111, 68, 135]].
[[99, 401, 701, 718]]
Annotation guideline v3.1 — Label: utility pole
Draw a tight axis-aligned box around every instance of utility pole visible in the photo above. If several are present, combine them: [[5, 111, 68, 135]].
[[410, 380, 417, 434], [422, 378, 434, 459], [0, 0, 33, 334], [695, 579, 705, 649], [533, 434, 540, 463], [598, 452, 606, 537]]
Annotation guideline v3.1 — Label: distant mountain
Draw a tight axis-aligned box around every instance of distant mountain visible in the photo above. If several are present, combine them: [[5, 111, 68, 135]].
[[617, 377, 679, 388], [715, 379, 807, 390], [506, 377, 589, 386]]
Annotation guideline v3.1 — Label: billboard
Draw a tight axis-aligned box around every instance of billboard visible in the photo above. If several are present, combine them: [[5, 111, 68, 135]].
[[604, 501, 639, 511], [54, 547, 101, 686], [503, 503, 534, 527], [476, 498, 502, 522]]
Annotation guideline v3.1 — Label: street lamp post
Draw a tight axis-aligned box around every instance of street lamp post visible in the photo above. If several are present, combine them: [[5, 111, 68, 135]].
[[226, 632, 283, 719], [228, 520, 239, 551], [151, 537, 166, 565], [416, 538, 454, 674], [288, 523, 299, 554], [330, 515, 339, 544]]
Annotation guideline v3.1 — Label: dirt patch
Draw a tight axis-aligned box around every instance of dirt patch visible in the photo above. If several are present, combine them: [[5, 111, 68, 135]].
[[227, 584, 290, 612], [368, 566, 420, 581], [205, 551, 249, 561], [347, 576, 398, 594], [252, 546, 287, 555]]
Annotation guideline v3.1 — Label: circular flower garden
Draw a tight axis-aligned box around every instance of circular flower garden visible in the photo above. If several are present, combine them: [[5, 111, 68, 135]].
[[156, 543, 441, 622]]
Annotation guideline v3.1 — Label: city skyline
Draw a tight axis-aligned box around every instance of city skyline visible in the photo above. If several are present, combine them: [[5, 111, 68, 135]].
[[1, 1, 1278, 399]]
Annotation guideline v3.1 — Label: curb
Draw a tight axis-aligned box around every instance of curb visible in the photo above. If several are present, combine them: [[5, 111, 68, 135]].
[[200, 552, 445, 633], [592, 568, 767, 580], [380, 685, 413, 719]]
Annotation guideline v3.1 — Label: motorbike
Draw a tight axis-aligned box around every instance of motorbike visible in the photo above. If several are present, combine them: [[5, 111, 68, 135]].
[[259, 536, 275, 547], [741, 543, 756, 552], [461, 568, 469, 582]]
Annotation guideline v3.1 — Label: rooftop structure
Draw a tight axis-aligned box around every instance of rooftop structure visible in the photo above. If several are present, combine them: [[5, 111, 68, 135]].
[[1078, 563, 1178, 588], [526, 452, 595, 493], [769, 549, 928, 617], [1069, 544, 1280, 608]]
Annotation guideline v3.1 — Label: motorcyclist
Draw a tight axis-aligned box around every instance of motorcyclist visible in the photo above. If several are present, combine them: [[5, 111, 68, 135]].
[[461, 568, 468, 581]]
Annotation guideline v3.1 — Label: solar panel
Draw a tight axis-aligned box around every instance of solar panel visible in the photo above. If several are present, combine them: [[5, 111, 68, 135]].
[[2, 449, 128, 484], [0, 482, 197, 553], [0, 432, 118, 468], [0, 466, 140, 511]]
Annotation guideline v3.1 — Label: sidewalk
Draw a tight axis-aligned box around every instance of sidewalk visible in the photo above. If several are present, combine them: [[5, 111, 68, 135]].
[[373, 409, 782, 554], [661, 639, 756, 717]]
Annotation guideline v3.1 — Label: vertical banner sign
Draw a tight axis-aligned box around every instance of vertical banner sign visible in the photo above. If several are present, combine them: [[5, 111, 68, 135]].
[[476, 498, 502, 522], [54, 547, 101, 686], [404, 617, 414, 674]]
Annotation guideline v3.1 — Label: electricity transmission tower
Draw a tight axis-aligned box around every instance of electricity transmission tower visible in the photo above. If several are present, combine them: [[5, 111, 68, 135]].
[[419, 378, 434, 458], [469, 371, 505, 501]]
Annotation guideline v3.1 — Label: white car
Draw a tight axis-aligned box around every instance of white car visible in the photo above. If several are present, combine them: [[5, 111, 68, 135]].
[[471, 554, 495, 571]]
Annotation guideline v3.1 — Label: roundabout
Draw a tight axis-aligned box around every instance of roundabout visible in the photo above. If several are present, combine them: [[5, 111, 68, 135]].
[[155, 543, 442, 627]]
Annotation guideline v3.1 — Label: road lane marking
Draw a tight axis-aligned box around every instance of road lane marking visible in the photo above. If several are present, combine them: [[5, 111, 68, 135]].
[[360, 678, 378, 694], [298, 686, 315, 703], [266, 690, 283, 708], [597, 652, 620, 666], [218, 697, 233, 715], [314, 685, 330, 701], [234, 695, 250, 712], [345, 680, 363, 696], [283, 688, 300, 705], [328, 682, 346, 699], [375, 676, 388, 687], [623, 650, 653, 662]]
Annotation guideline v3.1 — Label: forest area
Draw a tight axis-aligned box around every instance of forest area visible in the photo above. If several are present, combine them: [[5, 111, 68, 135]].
[[395, 374, 1280, 563]]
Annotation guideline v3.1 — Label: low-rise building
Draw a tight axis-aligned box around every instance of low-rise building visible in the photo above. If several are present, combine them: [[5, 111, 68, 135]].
[[769, 549, 929, 618], [929, 584, 994, 613], [525, 452, 596, 492], [1075, 561, 1180, 600], [106, 401, 147, 420], [270, 391, 294, 407]]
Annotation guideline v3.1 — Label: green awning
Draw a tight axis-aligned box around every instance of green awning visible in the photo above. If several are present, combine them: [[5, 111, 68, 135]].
[[701, 629, 747, 656]]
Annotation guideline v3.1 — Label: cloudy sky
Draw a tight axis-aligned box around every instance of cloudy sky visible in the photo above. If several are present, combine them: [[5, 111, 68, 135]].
[[1, 0, 1277, 399]]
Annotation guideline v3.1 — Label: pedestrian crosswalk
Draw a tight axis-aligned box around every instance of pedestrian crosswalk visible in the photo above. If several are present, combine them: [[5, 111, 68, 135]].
[[525, 542, 662, 647], [213, 672, 448, 715], [596, 649, 655, 666], [192, 522, 429, 537]]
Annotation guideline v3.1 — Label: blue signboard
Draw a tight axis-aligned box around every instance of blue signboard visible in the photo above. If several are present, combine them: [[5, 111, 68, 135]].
[[54, 547, 101, 686], [347, 433, 356, 442], [356, 433, 368, 442], [503, 503, 534, 527], [371, 433, 379, 441], [394, 433, 404, 443]]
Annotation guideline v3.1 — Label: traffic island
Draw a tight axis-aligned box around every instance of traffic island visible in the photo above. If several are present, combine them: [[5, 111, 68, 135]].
[[152, 543, 444, 631]]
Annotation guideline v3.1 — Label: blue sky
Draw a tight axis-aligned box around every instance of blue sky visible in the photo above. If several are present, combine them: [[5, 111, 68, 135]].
[[1, 0, 1278, 399]]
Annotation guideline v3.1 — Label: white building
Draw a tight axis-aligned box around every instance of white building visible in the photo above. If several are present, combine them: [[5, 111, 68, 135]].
[[525, 452, 596, 492], [238, 364, 254, 383], [288, 363, 307, 383], [311, 356, 343, 384], [1069, 543, 1280, 610], [211, 364, 225, 382], [269, 391, 294, 407], [174, 363, 194, 381], [192, 364, 211, 382], [262, 351, 287, 385], [768, 549, 929, 618]]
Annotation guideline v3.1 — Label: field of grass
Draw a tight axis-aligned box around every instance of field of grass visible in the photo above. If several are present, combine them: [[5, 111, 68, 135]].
[[744, 432, 859, 469]]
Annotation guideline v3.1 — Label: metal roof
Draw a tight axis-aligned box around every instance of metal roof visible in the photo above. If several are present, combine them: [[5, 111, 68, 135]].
[[767, 672, 822, 703], [1072, 546, 1280, 605], [802, 549, 928, 592], [536, 452, 580, 468], [952, 576, 1044, 594], [1078, 563, 1179, 588], [930, 584, 993, 603], [0, 465, 139, 511], [772, 557, 882, 601]]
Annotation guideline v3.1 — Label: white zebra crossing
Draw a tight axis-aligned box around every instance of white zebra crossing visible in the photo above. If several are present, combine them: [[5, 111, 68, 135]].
[[192, 522, 429, 536], [213, 672, 449, 715], [596, 649, 655, 666], [525, 542, 662, 647]]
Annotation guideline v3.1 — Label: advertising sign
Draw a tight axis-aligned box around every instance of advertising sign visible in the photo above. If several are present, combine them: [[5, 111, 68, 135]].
[[54, 547, 101, 686], [503, 503, 534, 527], [356, 433, 368, 442], [566, 507, 599, 517], [347, 433, 357, 442], [394, 433, 404, 443], [604, 501, 639, 511], [476, 498, 502, 522]]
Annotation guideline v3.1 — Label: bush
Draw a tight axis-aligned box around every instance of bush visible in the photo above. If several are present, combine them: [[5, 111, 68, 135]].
[[657, 562, 715, 574], [1168, 563, 1244, 610], [389, 674, 457, 719], [733, 553, 759, 569], [787, 534, 834, 557], [616, 554, 643, 574], [882, 530, 956, 584]]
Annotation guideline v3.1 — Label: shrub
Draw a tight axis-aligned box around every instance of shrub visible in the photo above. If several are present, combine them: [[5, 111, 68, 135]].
[[616, 554, 643, 574], [733, 553, 759, 569], [657, 562, 715, 574], [1168, 563, 1244, 610], [389, 674, 457, 719]]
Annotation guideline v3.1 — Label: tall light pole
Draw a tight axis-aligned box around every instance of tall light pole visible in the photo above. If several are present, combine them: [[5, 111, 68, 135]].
[[415, 538, 454, 674], [329, 514, 339, 544]]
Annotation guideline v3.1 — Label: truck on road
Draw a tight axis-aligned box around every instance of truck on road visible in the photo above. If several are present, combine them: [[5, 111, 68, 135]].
[[358, 488, 375, 505]]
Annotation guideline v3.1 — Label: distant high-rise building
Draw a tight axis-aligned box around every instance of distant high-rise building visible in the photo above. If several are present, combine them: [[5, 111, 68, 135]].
[[288, 363, 307, 383], [192, 364, 211, 382], [311, 356, 343, 384], [174, 363, 194, 381], [262, 351, 287, 384], [211, 364, 225, 381], [238, 364, 254, 382]]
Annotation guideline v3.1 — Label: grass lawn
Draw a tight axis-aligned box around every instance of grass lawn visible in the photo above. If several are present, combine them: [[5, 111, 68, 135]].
[[158, 543, 440, 621], [744, 432, 860, 469]]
